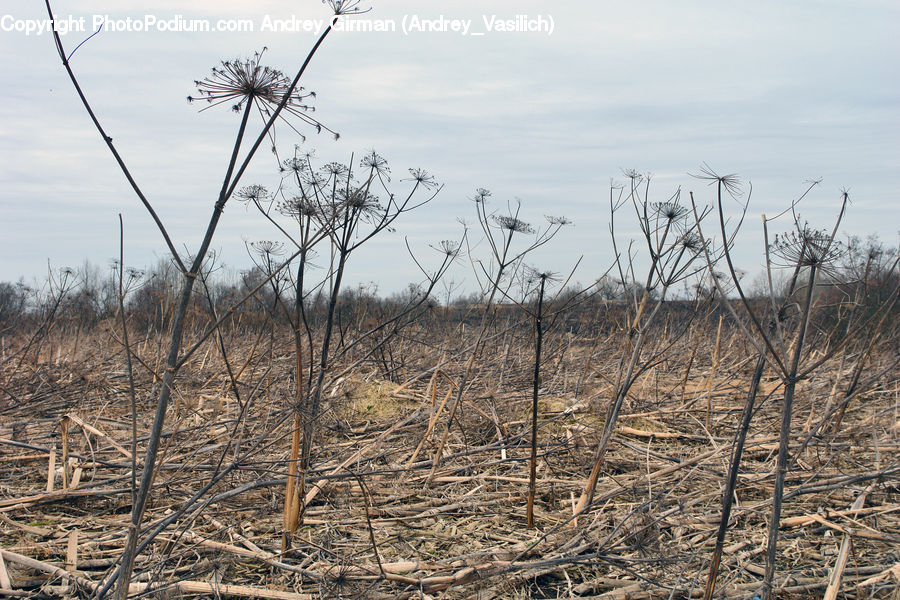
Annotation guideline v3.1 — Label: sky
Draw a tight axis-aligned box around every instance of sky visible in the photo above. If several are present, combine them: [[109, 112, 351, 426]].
[[1, 1, 898, 296]]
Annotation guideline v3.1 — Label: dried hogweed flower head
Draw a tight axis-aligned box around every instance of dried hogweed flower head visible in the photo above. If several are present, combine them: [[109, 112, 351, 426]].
[[280, 146, 317, 176], [493, 215, 534, 235], [281, 157, 309, 177], [301, 171, 328, 191], [339, 188, 382, 222], [653, 201, 688, 223], [234, 184, 269, 204], [278, 196, 321, 221], [189, 48, 337, 145], [772, 226, 845, 269], [525, 266, 558, 285], [405, 168, 439, 190], [323, 0, 370, 15], [321, 161, 350, 179], [545, 215, 572, 226], [679, 232, 704, 253], [690, 163, 744, 199], [622, 168, 644, 183], [250, 240, 285, 257], [360, 151, 390, 178], [431, 240, 461, 257], [473, 188, 491, 203]]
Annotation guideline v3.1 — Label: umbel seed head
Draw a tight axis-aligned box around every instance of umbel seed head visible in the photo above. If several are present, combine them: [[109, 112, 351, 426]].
[[189, 48, 337, 143], [234, 185, 269, 203], [493, 215, 534, 234], [652, 201, 688, 222], [772, 226, 845, 269]]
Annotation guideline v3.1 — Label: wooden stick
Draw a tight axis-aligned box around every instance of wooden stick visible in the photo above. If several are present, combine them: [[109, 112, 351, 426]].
[[45, 447, 55, 493], [407, 381, 450, 467], [857, 563, 900, 587], [0, 487, 131, 512], [65, 529, 78, 573], [0, 548, 314, 599], [807, 513, 897, 543], [705, 315, 723, 431], [781, 503, 900, 527], [60, 417, 69, 490], [66, 413, 133, 460], [0, 552, 11, 591], [167, 581, 313, 599], [616, 426, 684, 439], [1, 549, 86, 588], [70, 466, 83, 489], [823, 490, 867, 600], [0, 453, 51, 462], [0, 514, 52, 536]]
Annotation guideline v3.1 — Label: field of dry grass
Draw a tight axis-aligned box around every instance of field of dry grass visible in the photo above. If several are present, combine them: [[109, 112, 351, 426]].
[[1, 315, 897, 599], [17, 2, 900, 597]]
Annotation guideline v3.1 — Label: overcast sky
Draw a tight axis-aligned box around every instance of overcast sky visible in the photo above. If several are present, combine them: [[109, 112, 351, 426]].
[[2, 1, 898, 295]]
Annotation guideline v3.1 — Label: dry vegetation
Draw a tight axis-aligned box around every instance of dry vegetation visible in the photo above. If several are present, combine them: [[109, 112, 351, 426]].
[[1, 296, 898, 599], [8, 2, 898, 598]]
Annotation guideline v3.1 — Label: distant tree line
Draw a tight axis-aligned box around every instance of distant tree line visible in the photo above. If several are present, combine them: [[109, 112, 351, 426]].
[[1, 234, 895, 342]]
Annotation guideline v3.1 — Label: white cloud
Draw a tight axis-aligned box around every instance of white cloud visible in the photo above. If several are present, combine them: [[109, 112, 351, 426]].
[[1, 1, 898, 291]]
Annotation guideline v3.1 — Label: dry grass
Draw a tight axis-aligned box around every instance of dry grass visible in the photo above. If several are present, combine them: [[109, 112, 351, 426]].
[[0, 322, 898, 599]]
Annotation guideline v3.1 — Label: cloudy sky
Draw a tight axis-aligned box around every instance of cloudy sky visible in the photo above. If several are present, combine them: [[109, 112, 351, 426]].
[[2, 1, 898, 295]]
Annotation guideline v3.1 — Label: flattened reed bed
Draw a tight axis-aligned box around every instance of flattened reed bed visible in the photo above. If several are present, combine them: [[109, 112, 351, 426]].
[[1, 326, 897, 599]]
